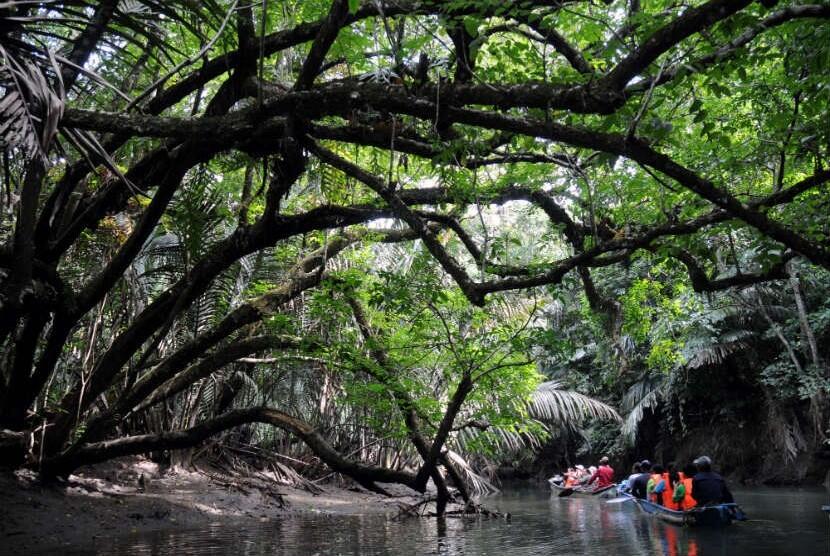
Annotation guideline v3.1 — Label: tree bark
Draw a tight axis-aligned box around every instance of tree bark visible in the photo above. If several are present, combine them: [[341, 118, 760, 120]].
[[788, 261, 822, 370], [41, 407, 418, 490]]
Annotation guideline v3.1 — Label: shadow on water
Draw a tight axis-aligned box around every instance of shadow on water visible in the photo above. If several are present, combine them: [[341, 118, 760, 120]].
[[35, 485, 829, 555]]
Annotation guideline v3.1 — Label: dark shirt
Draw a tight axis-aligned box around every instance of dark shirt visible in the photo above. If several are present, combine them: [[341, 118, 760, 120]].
[[691, 471, 733, 505], [631, 472, 650, 500]]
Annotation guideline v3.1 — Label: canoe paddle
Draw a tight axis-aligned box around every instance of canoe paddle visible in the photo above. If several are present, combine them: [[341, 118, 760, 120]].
[[605, 496, 634, 504]]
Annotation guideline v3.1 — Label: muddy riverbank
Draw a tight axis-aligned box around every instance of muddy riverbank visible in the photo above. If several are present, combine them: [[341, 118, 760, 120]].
[[0, 457, 420, 555]]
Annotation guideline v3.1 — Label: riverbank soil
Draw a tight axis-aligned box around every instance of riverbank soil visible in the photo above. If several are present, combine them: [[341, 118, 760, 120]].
[[0, 457, 419, 555]]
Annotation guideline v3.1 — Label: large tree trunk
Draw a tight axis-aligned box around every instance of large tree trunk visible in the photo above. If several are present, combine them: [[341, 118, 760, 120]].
[[0, 429, 26, 468], [788, 260, 826, 440], [40, 407, 419, 491]]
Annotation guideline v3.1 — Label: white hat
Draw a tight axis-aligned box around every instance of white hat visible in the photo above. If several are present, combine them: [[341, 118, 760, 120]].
[[575, 465, 585, 470]]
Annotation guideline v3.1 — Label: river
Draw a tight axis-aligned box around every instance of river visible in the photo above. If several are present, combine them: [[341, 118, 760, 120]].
[[35, 484, 829, 555]]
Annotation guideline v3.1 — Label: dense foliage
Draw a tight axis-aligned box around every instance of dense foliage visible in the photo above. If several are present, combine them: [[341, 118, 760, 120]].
[[1, 0, 829, 509]]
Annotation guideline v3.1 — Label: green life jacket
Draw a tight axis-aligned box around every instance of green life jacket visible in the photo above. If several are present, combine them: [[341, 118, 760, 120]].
[[672, 482, 686, 503]]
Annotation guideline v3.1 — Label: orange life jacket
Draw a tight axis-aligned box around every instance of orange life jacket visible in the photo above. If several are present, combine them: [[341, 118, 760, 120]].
[[661, 472, 680, 510], [649, 473, 662, 503], [681, 477, 696, 510]]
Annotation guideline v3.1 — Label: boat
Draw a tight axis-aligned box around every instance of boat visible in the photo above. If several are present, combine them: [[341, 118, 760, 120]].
[[548, 479, 618, 498], [626, 493, 746, 527], [822, 505, 829, 522]]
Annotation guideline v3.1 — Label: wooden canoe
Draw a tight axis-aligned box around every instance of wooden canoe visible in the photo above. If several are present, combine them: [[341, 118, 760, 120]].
[[548, 480, 618, 498], [629, 494, 746, 527]]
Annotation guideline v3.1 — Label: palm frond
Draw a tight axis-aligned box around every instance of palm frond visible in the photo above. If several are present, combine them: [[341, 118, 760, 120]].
[[453, 382, 618, 464], [529, 381, 621, 425], [621, 387, 661, 446], [117, 0, 152, 16], [0, 45, 64, 159], [765, 396, 807, 464], [453, 419, 548, 465], [232, 369, 262, 404], [444, 449, 500, 496], [684, 329, 754, 369]]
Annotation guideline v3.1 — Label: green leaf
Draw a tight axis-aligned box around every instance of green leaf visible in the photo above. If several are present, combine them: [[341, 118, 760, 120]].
[[463, 17, 480, 37]]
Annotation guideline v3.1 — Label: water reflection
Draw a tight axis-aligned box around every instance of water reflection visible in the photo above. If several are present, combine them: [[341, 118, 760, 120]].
[[652, 522, 699, 556], [32, 486, 828, 555]]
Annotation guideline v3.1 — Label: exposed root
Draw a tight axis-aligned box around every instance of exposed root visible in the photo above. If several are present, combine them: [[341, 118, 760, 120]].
[[393, 496, 509, 520], [215, 444, 326, 494], [199, 467, 285, 506]]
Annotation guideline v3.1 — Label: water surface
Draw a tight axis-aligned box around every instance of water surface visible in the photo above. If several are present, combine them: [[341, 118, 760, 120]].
[[41, 485, 829, 555]]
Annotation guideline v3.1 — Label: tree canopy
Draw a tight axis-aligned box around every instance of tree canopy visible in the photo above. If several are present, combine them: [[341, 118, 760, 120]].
[[1, 0, 829, 509]]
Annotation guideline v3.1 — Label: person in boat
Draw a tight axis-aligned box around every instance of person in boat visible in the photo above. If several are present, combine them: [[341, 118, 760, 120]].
[[631, 460, 652, 499], [574, 464, 588, 483], [660, 466, 683, 510], [675, 463, 698, 510], [582, 465, 597, 484], [681, 462, 697, 511], [654, 462, 681, 510], [621, 462, 642, 493], [647, 464, 665, 503], [672, 463, 697, 511], [585, 456, 614, 490], [563, 467, 578, 487], [691, 456, 733, 506]]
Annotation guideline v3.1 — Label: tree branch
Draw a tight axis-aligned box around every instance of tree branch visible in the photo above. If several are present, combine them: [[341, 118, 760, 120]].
[[671, 249, 795, 293], [308, 139, 485, 305], [294, 0, 350, 91], [42, 407, 419, 489]]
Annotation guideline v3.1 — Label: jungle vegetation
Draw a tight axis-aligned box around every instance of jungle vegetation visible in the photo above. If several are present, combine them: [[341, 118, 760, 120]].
[[1, 0, 829, 514]]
